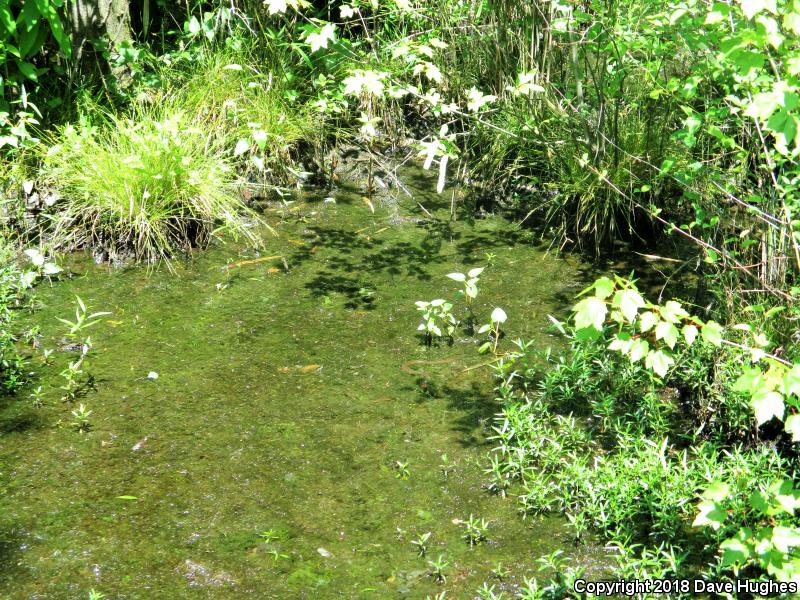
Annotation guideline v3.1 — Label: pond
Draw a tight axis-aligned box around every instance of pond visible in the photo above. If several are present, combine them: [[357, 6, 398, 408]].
[[0, 172, 608, 598]]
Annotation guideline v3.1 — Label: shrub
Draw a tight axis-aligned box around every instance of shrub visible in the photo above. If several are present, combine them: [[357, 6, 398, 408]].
[[39, 106, 261, 264]]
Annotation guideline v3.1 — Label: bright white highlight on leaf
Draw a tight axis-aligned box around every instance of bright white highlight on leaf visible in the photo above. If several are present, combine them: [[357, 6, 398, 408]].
[[306, 23, 337, 53], [491, 307, 507, 324], [339, 4, 355, 18], [508, 72, 546, 96], [413, 61, 442, 83], [234, 139, 250, 156], [342, 70, 387, 97], [466, 87, 496, 112]]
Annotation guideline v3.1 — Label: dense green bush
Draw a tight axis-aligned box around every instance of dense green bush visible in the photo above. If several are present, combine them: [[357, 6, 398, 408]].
[[488, 277, 800, 585]]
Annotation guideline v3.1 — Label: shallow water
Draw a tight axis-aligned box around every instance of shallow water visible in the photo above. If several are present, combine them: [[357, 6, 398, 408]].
[[0, 175, 606, 598]]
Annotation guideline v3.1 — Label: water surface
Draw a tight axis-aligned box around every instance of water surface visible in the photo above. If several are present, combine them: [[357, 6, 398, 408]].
[[0, 176, 604, 598]]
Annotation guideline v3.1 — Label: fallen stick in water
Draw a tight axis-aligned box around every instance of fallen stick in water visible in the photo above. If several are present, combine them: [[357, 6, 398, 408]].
[[223, 255, 282, 269]]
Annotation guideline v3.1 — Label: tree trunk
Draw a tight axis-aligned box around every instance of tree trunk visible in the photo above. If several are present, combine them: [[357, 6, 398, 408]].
[[67, 0, 132, 60]]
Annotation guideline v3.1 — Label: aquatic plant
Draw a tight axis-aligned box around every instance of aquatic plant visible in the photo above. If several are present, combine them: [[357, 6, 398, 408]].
[[427, 554, 450, 583], [483, 453, 510, 497], [257, 529, 282, 544], [70, 404, 92, 433], [439, 453, 454, 480], [446, 267, 483, 305], [23, 249, 62, 279], [461, 514, 489, 546], [394, 460, 410, 480], [410, 531, 431, 557], [29, 386, 44, 408], [491, 562, 510, 580], [56, 297, 109, 402], [415, 299, 457, 346], [477, 307, 507, 355], [476, 583, 505, 599], [39, 106, 261, 265]]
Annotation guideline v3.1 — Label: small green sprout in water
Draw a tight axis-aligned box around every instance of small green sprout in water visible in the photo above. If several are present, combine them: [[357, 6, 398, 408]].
[[446, 267, 484, 305], [71, 404, 92, 432], [492, 562, 511, 580], [428, 554, 450, 583], [415, 299, 457, 346], [42, 348, 54, 365], [394, 460, 410, 480], [462, 514, 490, 546], [439, 453, 455, 480], [477, 582, 506, 599], [267, 549, 289, 561], [60, 359, 89, 403], [57, 297, 110, 402], [88, 590, 106, 600], [484, 252, 497, 267], [478, 307, 507, 355], [411, 531, 432, 556], [566, 512, 589, 543], [29, 385, 44, 408], [258, 529, 281, 544]]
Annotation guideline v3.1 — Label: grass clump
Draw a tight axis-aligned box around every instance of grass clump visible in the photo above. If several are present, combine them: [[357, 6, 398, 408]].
[[39, 105, 261, 264]]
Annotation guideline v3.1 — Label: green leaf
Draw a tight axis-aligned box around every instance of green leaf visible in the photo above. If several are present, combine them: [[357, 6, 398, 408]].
[[655, 321, 679, 349], [14, 60, 37, 80], [490, 307, 507, 324], [775, 481, 800, 514], [0, 0, 16, 36], [645, 349, 673, 377], [693, 500, 727, 530], [739, 0, 776, 19], [682, 324, 698, 346], [703, 480, 730, 502], [613, 289, 645, 323], [751, 489, 769, 513], [573, 297, 607, 331], [640, 311, 658, 332], [705, 2, 730, 24], [593, 276, 614, 300], [629, 339, 649, 363], [751, 389, 784, 425], [772, 526, 800, 553], [702, 321, 723, 347], [746, 90, 781, 121], [660, 300, 689, 323], [608, 332, 632, 354], [720, 531, 752, 567], [733, 366, 764, 395], [116, 495, 138, 500], [784, 365, 800, 397], [785, 414, 800, 442]]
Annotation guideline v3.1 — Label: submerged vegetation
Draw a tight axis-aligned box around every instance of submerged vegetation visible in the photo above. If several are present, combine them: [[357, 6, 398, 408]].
[[3, 0, 800, 596]]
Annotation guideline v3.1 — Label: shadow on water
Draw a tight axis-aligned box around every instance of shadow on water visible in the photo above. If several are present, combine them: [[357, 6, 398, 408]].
[[410, 379, 499, 449]]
